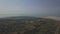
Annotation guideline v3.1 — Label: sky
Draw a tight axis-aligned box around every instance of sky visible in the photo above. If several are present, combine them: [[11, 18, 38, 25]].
[[0, 0, 60, 17]]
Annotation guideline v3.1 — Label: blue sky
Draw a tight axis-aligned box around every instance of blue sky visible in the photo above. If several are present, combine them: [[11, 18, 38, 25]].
[[0, 0, 60, 17]]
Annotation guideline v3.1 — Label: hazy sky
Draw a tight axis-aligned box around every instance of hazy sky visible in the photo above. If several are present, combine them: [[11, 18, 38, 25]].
[[0, 0, 60, 17]]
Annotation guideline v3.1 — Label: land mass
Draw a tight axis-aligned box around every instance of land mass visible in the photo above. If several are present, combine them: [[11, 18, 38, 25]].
[[0, 16, 60, 34]]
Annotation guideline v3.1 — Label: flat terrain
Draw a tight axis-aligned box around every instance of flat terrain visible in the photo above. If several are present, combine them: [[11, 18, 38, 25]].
[[0, 16, 60, 34]]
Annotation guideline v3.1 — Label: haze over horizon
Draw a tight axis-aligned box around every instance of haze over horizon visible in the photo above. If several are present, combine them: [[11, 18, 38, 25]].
[[0, 0, 60, 17]]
